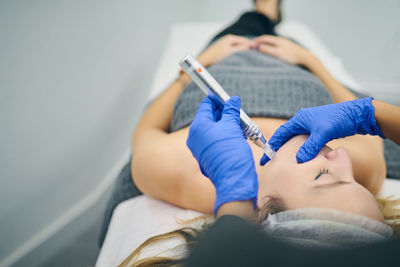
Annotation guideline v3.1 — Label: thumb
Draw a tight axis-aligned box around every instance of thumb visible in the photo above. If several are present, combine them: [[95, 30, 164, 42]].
[[296, 132, 327, 163], [195, 96, 220, 122], [232, 42, 251, 52], [221, 96, 241, 122]]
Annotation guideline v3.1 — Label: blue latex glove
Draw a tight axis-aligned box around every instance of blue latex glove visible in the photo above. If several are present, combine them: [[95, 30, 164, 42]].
[[261, 97, 384, 165], [187, 95, 258, 215]]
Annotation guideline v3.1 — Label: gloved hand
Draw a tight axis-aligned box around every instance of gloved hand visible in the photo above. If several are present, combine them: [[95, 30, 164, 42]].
[[261, 97, 384, 165], [187, 95, 258, 215]]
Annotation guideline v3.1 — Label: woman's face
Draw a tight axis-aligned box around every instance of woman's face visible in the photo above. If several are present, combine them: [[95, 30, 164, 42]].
[[257, 135, 383, 222]]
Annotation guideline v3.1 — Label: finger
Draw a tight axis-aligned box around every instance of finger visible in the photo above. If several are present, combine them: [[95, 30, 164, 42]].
[[268, 124, 297, 151], [208, 93, 223, 120], [259, 153, 271, 166], [195, 96, 219, 122], [258, 44, 280, 57], [252, 35, 281, 46], [225, 35, 252, 47], [296, 132, 329, 163], [209, 93, 224, 110], [221, 96, 241, 123], [268, 119, 307, 151], [228, 34, 252, 43]]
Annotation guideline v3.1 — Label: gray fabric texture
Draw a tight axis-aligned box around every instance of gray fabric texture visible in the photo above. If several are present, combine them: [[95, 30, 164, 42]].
[[170, 50, 400, 178], [384, 139, 400, 178], [171, 50, 333, 132], [261, 208, 393, 249]]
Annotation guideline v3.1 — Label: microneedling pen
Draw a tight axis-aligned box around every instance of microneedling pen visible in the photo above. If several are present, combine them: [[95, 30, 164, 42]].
[[180, 54, 276, 161]]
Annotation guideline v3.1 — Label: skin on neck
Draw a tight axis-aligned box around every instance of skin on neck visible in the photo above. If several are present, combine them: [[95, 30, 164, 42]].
[[255, 0, 280, 22]]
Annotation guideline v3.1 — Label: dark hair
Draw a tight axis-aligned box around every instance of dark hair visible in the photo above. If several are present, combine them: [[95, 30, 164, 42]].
[[119, 197, 286, 267]]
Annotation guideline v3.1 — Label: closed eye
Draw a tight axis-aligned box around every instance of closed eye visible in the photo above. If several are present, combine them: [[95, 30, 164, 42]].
[[315, 168, 331, 180]]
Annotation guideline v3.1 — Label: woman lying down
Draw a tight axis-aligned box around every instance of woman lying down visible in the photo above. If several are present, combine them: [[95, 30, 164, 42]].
[[122, 1, 400, 266]]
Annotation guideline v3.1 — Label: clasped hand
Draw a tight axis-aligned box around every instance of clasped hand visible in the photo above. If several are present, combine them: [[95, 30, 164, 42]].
[[198, 34, 311, 68]]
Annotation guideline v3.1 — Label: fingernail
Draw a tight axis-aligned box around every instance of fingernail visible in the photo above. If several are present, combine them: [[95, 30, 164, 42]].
[[260, 154, 270, 166]]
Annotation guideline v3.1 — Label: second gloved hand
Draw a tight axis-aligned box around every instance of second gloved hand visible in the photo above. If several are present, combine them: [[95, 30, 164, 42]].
[[264, 97, 384, 164], [187, 96, 258, 215]]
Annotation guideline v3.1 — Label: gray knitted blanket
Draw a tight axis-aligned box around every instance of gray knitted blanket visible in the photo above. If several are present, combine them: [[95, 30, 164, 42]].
[[170, 50, 400, 178]]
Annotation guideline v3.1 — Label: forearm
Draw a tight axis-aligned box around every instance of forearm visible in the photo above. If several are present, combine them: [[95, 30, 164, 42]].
[[131, 127, 215, 214], [373, 100, 400, 146], [135, 75, 189, 131], [132, 34, 251, 146], [132, 74, 190, 150], [217, 200, 255, 221], [301, 55, 386, 192], [302, 54, 356, 103]]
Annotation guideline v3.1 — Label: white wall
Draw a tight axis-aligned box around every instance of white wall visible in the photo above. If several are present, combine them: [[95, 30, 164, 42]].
[[0, 1, 250, 266], [282, 0, 400, 105], [0, 0, 147, 264], [0, 0, 399, 266]]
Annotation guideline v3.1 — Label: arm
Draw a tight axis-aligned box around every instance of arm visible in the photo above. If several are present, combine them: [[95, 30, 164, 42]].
[[302, 55, 356, 102], [131, 35, 252, 212], [373, 100, 400, 146], [217, 201, 255, 220], [132, 34, 252, 140], [132, 75, 218, 211], [132, 75, 190, 138], [253, 35, 386, 193], [252, 35, 356, 103], [301, 54, 386, 193], [186, 96, 258, 217]]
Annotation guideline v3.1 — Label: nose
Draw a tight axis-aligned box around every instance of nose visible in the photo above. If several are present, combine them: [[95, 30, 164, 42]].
[[324, 147, 354, 180], [325, 147, 350, 161], [325, 148, 339, 160]]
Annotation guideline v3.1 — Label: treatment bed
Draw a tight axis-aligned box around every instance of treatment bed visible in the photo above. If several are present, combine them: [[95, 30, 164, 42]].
[[95, 20, 400, 267]]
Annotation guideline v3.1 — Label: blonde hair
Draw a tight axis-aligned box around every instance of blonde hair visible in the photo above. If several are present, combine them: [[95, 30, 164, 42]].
[[118, 197, 284, 267], [376, 196, 400, 237], [119, 196, 400, 267], [118, 215, 212, 267]]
